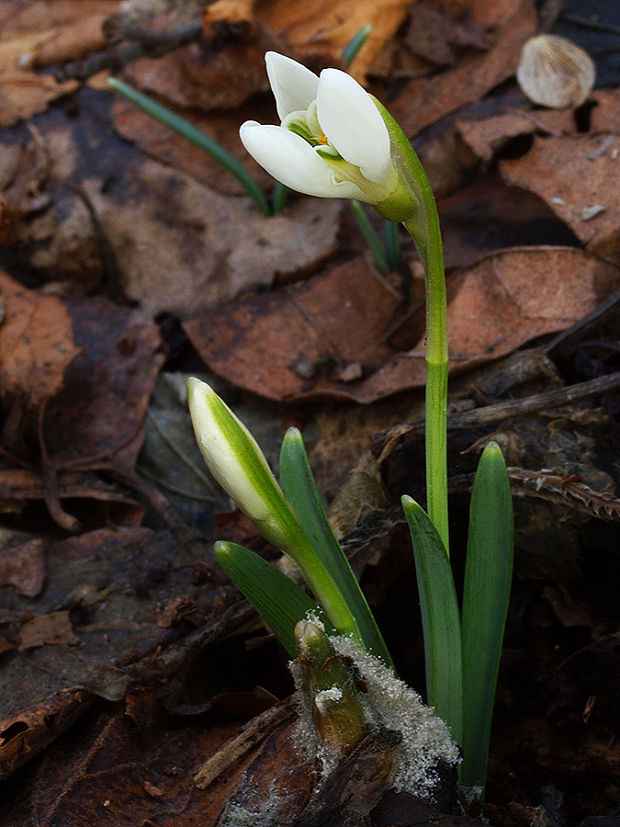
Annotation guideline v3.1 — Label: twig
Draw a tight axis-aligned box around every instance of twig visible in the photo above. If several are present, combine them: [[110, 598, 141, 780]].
[[559, 13, 620, 35], [445, 371, 620, 429], [193, 697, 297, 789], [55, 20, 203, 82], [373, 371, 620, 447], [543, 289, 620, 361], [507, 468, 620, 520]]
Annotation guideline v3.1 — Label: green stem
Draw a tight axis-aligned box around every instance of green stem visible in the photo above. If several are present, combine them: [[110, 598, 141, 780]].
[[403, 214, 449, 554], [373, 99, 450, 553]]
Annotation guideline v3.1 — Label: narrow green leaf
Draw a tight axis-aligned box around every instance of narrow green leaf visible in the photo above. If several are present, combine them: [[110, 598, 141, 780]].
[[460, 442, 513, 791], [271, 180, 288, 214], [214, 540, 322, 658], [383, 219, 401, 272], [342, 24, 372, 66], [402, 496, 462, 742], [107, 78, 272, 217], [280, 428, 394, 670], [350, 201, 390, 272]]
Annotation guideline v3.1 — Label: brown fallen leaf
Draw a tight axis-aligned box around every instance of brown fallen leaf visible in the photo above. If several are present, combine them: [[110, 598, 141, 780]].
[[42, 294, 163, 471], [590, 88, 620, 135], [0, 688, 93, 780], [21, 12, 110, 69], [391, 0, 537, 137], [0, 24, 79, 127], [256, 0, 412, 82], [0, 536, 45, 598], [0, 270, 81, 410], [457, 108, 575, 163], [500, 134, 620, 261], [0, 467, 145, 527], [1, 708, 252, 825], [0, 2, 120, 35], [400, 0, 488, 68], [34, 119, 342, 315], [184, 256, 402, 401], [0, 525, 249, 727], [121, 39, 270, 112], [110, 95, 276, 196], [0, 271, 162, 527], [18, 610, 79, 650], [185, 247, 619, 403]]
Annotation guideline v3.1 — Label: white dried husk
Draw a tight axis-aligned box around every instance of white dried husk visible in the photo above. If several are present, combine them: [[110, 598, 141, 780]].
[[517, 34, 596, 109]]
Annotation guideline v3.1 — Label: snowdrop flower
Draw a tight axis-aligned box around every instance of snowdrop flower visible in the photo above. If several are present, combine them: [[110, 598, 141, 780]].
[[240, 52, 416, 221]]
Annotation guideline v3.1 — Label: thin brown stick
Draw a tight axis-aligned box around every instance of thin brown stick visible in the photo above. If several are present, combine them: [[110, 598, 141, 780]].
[[193, 698, 297, 789]]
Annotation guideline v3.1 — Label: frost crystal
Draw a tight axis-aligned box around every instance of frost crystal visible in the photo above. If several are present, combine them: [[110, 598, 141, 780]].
[[292, 635, 460, 799], [314, 686, 343, 714]]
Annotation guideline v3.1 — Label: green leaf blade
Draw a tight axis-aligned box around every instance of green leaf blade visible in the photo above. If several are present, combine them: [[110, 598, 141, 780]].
[[107, 78, 271, 217], [402, 496, 462, 743], [460, 441, 513, 791], [280, 428, 394, 670], [350, 201, 390, 273], [214, 540, 323, 658]]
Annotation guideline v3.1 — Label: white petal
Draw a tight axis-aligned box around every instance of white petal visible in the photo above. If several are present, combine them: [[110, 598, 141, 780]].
[[187, 377, 271, 522], [266, 52, 320, 122], [317, 68, 392, 185], [240, 122, 366, 200]]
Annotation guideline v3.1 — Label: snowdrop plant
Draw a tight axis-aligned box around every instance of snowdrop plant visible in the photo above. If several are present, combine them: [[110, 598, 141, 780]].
[[188, 52, 513, 798]]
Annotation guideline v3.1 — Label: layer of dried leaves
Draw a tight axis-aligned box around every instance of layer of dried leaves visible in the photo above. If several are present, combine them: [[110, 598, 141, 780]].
[[0, 0, 618, 824]]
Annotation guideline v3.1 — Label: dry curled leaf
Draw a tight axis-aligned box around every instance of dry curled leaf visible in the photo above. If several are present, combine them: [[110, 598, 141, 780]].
[[18, 611, 79, 651], [391, 0, 537, 136], [184, 247, 618, 403], [500, 134, 620, 260], [0, 270, 81, 409]]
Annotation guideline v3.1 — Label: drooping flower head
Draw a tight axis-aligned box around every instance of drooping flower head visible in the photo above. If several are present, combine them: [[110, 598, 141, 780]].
[[240, 52, 416, 220]]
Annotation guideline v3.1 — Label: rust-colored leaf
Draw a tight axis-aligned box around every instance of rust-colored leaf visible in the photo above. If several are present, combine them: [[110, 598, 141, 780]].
[[0, 13, 92, 126], [184, 256, 402, 401], [0, 270, 81, 408], [391, 0, 537, 136], [0, 688, 93, 780], [500, 134, 620, 260], [256, 0, 412, 81], [590, 88, 620, 135], [24, 710, 245, 826], [42, 295, 163, 471], [0, 536, 45, 598], [185, 248, 619, 403], [457, 108, 575, 162], [18, 610, 79, 650]]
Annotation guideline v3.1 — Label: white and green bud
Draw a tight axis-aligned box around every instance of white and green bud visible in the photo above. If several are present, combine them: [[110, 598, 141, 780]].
[[187, 377, 362, 641], [187, 377, 302, 551]]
